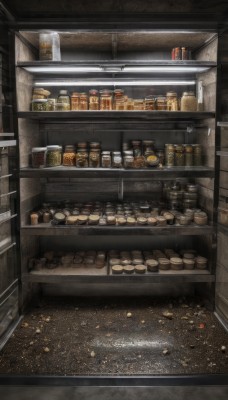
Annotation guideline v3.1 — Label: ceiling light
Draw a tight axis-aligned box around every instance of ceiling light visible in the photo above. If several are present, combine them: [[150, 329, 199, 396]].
[[34, 80, 196, 87]]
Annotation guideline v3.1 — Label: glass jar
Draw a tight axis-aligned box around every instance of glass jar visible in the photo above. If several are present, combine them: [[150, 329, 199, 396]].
[[101, 151, 111, 168], [31, 99, 48, 111], [175, 145, 185, 166], [156, 96, 167, 110], [193, 144, 202, 166], [166, 92, 178, 111], [76, 148, 89, 168], [71, 92, 80, 110], [63, 145, 76, 166], [79, 93, 88, 110], [142, 140, 154, 157], [124, 155, 134, 168], [131, 140, 142, 157], [112, 151, 122, 168], [145, 96, 156, 110], [39, 33, 53, 60], [47, 98, 56, 111], [185, 144, 193, 166], [100, 90, 112, 110], [181, 92, 197, 111], [165, 144, 175, 167], [156, 149, 165, 166], [114, 89, 125, 111], [89, 149, 100, 168], [126, 98, 134, 110], [89, 89, 99, 110], [57, 90, 70, 110], [134, 99, 144, 110], [46, 145, 62, 167], [32, 147, 47, 168]]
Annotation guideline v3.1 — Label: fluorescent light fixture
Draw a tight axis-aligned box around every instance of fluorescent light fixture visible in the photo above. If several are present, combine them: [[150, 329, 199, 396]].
[[25, 66, 102, 73], [34, 80, 196, 87], [124, 66, 209, 73]]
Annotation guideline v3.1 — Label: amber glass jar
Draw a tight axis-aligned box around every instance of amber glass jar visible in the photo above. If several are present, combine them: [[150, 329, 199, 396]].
[[145, 96, 156, 110], [114, 89, 125, 110], [63, 145, 76, 166], [76, 148, 88, 167], [89, 89, 99, 110], [89, 149, 100, 168], [79, 93, 88, 110], [100, 90, 112, 110], [134, 99, 144, 110], [156, 96, 167, 110], [71, 92, 80, 110]]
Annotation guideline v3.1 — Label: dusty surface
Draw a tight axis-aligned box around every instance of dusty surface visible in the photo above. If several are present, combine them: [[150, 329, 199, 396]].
[[0, 296, 227, 376]]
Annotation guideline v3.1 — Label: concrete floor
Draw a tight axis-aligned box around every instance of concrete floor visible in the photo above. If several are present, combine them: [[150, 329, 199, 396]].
[[0, 386, 228, 400]]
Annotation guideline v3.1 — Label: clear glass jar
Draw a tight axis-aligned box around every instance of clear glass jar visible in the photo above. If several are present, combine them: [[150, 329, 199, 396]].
[[134, 99, 144, 110], [89, 149, 100, 168], [166, 92, 178, 111], [165, 144, 175, 167], [184, 144, 193, 166], [31, 99, 48, 111], [175, 145, 185, 166], [47, 98, 56, 111], [156, 149, 165, 166], [112, 151, 122, 168], [193, 144, 202, 166], [124, 155, 134, 168], [89, 89, 99, 110], [101, 151, 111, 168], [156, 96, 167, 110], [131, 140, 142, 157], [100, 90, 113, 110], [71, 92, 80, 110], [79, 93, 88, 110], [181, 92, 197, 111], [57, 90, 70, 110], [145, 96, 156, 110], [46, 145, 62, 167], [142, 140, 154, 156], [114, 89, 125, 110], [63, 145, 76, 166], [32, 147, 47, 168], [76, 148, 89, 168]]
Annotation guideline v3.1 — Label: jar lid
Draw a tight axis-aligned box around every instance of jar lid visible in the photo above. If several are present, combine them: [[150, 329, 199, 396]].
[[166, 91, 177, 97], [143, 140, 154, 145], [100, 89, 112, 94], [32, 147, 47, 152], [124, 150, 134, 156], [145, 95, 156, 100], [65, 145, 75, 151], [32, 99, 48, 103], [77, 142, 88, 148], [47, 145, 61, 150], [183, 258, 195, 264], [90, 142, 100, 147], [89, 89, 98, 95], [102, 151, 111, 155], [112, 151, 121, 155], [131, 140, 141, 146], [196, 256, 207, 262], [59, 90, 68, 95], [170, 257, 183, 264], [71, 92, 80, 96], [114, 89, 124, 94], [182, 91, 195, 96]]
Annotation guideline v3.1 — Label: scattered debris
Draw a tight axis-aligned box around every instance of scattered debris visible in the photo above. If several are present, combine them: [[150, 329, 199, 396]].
[[189, 320, 194, 325], [43, 347, 50, 353], [199, 323, 205, 329], [162, 311, 173, 320], [181, 316, 188, 320], [35, 329, 41, 334], [127, 312, 132, 318], [22, 322, 29, 328], [221, 346, 226, 353], [163, 349, 170, 355], [90, 351, 96, 358], [141, 320, 145, 324]]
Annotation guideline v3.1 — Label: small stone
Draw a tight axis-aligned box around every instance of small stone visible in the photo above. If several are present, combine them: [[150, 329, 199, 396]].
[[43, 347, 50, 353], [189, 320, 194, 324], [138, 355, 142, 358], [45, 318, 50, 323], [96, 325, 100, 329], [163, 349, 170, 355], [221, 346, 226, 353], [22, 322, 29, 328], [91, 351, 96, 358], [181, 361, 188, 367], [181, 316, 188, 320], [29, 341, 34, 345], [141, 320, 145, 324], [127, 312, 132, 318], [182, 304, 189, 308], [162, 311, 173, 320], [36, 328, 41, 334], [190, 344, 195, 349]]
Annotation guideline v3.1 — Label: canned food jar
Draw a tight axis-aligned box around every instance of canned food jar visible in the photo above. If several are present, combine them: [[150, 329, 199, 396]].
[[195, 256, 207, 270], [100, 90, 113, 110], [124, 155, 134, 168], [142, 140, 155, 156], [47, 98, 56, 111], [101, 151, 111, 168], [193, 144, 202, 166], [46, 145, 62, 167], [175, 144, 185, 166], [156, 96, 167, 110], [89, 149, 100, 168], [183, 258, 195, 270], [170, 257, 183, 270], [32, 99, 48, 111], [134, 99, 144, 110], [114, 89, 125, 111], [184, 145, 193, 166], [158, 258, 170, 270], [71, 92, 80, 110], [63, 145, 76, 166], [76, 149, 89, 168], [32, 147, 47, 168], [131, 140, 142, 157], [166, 92, 178, 111], [79, 93, 88, 110], [126, 98, 134, 110], [145, 96, 156, 110], [89, 89, 99, 110], [194, 211, 208, 225], [181, 92, 197, 112], [165, 144, 175, 167], [57, 90, 70, 110]]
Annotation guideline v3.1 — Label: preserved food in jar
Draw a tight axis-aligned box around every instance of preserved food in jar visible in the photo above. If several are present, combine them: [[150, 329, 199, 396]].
[[181, 92, 197, 111], [63, 145, 76, 166], [134, 99, 144, 110], [46, 145, 62, 167], [175, 145, 185, 166], [145, 96, 156, 110], [193, 144, 202, 166], [165, 144, 175, 167], [146, 154, 159, 167], [114, 89, 125, 110], [156, 149, 165, 166], [79, 93, 88, 110], [89, 149, 100, 168], [166, 92, 178, 111], [89, 89, 99, 110], [142, 140, 154, 156], [185, 144, 193, 166], [76, 149, 88, 168], [101, 151, 111, 168], [126, 98, 134, 110], [32, 99, 48, 111], [131, 140, 142, 157], [112, 151, 122, 168], [57, 90, 70, 110], [71, 92, 80, 110], [32, 147, 47, 168], [47, 98, 56, 111], [124, 155, 134, 168], [156, 96, 167, 110], [100, 90, 112, 110]]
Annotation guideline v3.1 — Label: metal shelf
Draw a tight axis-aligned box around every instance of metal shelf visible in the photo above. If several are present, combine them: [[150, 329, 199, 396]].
[[17, 111, 215, 122], [20, 166, 214, 179], [217, 121, 228, 127], [21, 224, 213, 236], [216, 149, 228, 157], [23, 268, 215, 284], [0, 214, 17, 226], [0, 140, 16, 148], [0, 242, 16, 256]]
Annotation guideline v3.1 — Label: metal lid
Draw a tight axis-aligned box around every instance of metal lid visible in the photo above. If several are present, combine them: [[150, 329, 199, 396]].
[[31, 99, 48, 103], [46, 145, 61, 150], [59, 90, 68, 95], [32, 147, 47, 152]]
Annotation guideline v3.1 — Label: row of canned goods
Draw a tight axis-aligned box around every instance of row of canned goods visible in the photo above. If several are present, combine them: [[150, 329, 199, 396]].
[[31, 88, 198, 112], [31, 142, 202, 168]]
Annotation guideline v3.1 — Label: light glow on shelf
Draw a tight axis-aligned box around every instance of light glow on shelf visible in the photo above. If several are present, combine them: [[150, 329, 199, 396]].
[[25, 66, 102, 73], [34, 80, 196, 87], [124, 66, 209, 73]]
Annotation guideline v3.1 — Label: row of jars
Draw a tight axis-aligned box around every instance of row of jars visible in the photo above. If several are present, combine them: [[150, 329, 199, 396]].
[[31, 89, 198, 112], [165, 143, 202, 167]]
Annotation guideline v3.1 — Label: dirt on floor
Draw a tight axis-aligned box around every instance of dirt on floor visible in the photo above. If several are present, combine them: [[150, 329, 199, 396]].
[[0, 296, 228, 376]]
